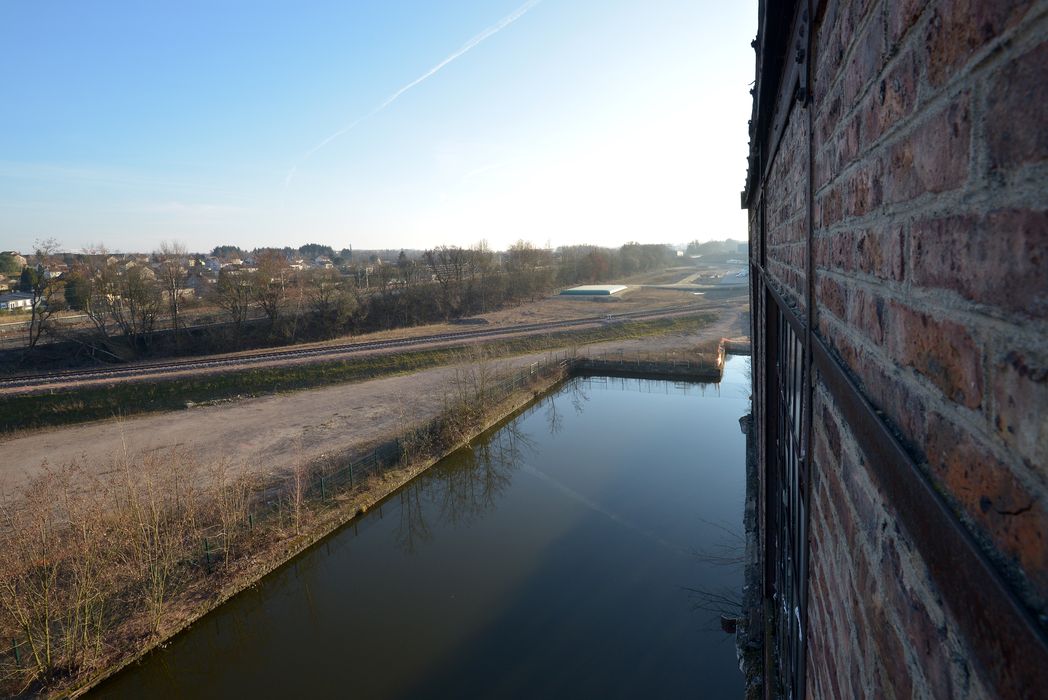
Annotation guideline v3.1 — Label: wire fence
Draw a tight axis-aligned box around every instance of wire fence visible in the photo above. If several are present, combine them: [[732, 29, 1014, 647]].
[[0, 343, 746, 685], [0, 352, 574, 684]]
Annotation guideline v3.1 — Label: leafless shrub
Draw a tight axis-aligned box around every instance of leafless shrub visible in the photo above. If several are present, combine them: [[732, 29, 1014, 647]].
[[287, 463, 308, 534], [117, 452, 198, 637], [206, 460, 253, 565], [0, 353, 570, 696]]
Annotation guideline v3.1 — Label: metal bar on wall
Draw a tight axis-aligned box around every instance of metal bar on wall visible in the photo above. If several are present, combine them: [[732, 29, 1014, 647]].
[[757, 274, 809, 700], [757, 267, 1048, 695], [810, 334, 1048, 697]]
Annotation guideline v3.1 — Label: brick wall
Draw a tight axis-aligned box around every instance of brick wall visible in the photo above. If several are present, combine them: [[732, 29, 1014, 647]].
[[748, 0, 1047, 697]]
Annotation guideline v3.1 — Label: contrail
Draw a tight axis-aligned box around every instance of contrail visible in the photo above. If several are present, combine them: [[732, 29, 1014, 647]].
[[284, 0, 543, 189]]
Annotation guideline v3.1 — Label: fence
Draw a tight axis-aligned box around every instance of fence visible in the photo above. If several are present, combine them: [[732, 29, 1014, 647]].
[[0, 352, 574, 687], [203, 351, 576, 554], [0, 344, 747, 688]]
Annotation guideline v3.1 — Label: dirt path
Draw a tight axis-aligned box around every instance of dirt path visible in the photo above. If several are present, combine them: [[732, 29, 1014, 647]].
[[0, 308, 747, 494]]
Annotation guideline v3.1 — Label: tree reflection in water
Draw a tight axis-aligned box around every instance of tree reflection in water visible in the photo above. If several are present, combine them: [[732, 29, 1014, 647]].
[[543, 376, 591, 436], [394, 422, 536, 554], [394, 376, 593, 554]]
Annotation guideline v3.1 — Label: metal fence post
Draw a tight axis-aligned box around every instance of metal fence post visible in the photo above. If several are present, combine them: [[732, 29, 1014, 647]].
[[11, 638, 19, 667]]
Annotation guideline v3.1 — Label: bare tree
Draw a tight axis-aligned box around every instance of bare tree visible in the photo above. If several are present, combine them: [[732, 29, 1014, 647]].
[[253, 250, 290, 333], [87, 262, 161, 353], [424, 246, 470, 319], [214, 270, 255, 336], [305, 269, 357, 338], [155, 240, 189, 336], [22, 238, 65, 356]]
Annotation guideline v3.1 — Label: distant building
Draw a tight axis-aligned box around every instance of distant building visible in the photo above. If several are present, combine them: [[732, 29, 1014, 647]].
[[559, 285, 628, 297], [0, 292, 35, 310]]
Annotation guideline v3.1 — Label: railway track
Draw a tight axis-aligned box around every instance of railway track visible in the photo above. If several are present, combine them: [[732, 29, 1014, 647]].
[[1, 302, 729, 391]]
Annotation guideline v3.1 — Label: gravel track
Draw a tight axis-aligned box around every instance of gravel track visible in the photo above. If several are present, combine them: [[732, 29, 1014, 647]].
[[0, 302, 730, 396], [0, 307, 748, 494]]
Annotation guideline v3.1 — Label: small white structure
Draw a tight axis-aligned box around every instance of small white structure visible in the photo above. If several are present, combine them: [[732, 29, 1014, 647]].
[[559, 284, 629, 297], [0, 292, 35, 310]]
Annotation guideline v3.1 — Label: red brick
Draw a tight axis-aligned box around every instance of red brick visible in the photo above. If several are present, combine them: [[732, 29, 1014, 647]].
[[884, 95, 971, 204], [842, 453, 882, 540], [923, 0, 1033, 86], [841, 114, 861, 170], [879, 537, 957, 697], [814, 230, 856, 273], [819, 313, 862, 372], [860, 47, 919, 147], [847, 549, 876, 694], [887, 0, 926, 49], [817, 274, 848, 324], [909, 209, 1048, 319], [848, 355, 927, 451], [842, 10, 885, 108], [817, 184, 844, 228], [814, 1, 854, 105], [871, 618, 914, 699], [847, 287, 887, 346], [820, 395, 844, 462], [815, 93, 843, 152], [842, 156, 884, 218], [888, 301, 984, 408], [823, 458, 860, 556], [992, 350, 1048, 474], [924, 411, 1048, 596], [855, 225, 905, 281], [986, 41, 1048, 171]]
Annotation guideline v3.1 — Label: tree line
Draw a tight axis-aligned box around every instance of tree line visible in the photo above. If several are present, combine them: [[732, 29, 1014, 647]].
[[15, 240, 673, 362]]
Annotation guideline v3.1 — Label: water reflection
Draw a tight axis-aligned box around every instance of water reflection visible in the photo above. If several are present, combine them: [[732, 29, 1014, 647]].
[[94, 357, 752, 700], [395, 425, 530, 553]]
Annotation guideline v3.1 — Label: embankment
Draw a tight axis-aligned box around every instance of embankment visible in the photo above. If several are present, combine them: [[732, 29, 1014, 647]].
[[1, 341, 747, 698]]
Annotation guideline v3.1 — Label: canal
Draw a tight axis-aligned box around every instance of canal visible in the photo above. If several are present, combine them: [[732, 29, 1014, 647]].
[[94, 355, 751, 698]]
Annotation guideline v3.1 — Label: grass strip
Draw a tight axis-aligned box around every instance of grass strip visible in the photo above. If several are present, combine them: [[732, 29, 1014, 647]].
[[2, 314, 712, 433]]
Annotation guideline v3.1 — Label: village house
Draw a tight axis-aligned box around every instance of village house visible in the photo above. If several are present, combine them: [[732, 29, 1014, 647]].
[[0, 292, 35, 311]]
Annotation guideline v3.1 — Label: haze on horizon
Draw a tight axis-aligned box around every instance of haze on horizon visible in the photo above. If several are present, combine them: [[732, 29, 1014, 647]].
[[0, 1, 756, 254]]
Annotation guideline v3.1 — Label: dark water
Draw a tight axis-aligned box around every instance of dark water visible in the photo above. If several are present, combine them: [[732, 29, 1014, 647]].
[[94, 356, 751, 699]]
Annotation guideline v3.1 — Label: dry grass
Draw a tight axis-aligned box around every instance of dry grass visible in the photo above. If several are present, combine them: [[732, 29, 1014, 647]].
[[0, 353, 570, 697]]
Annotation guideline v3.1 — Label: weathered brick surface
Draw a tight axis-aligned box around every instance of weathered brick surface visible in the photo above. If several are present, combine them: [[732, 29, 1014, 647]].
[[858, 45, 919, 150], [887, 300, 984, 408], [883, 94, 971, 204], [749, 0, 1048, 697], [909, 209, 1048, 320], [924, 410, 1048, 598], [804, 388, 992, 699], [991, 348, 1048, 473], [923, 0, 1034, 87], [985, 41, 1048, 170]]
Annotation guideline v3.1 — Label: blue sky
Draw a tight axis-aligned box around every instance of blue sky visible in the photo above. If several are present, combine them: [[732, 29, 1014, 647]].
[[0, 1, 757, 254]]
